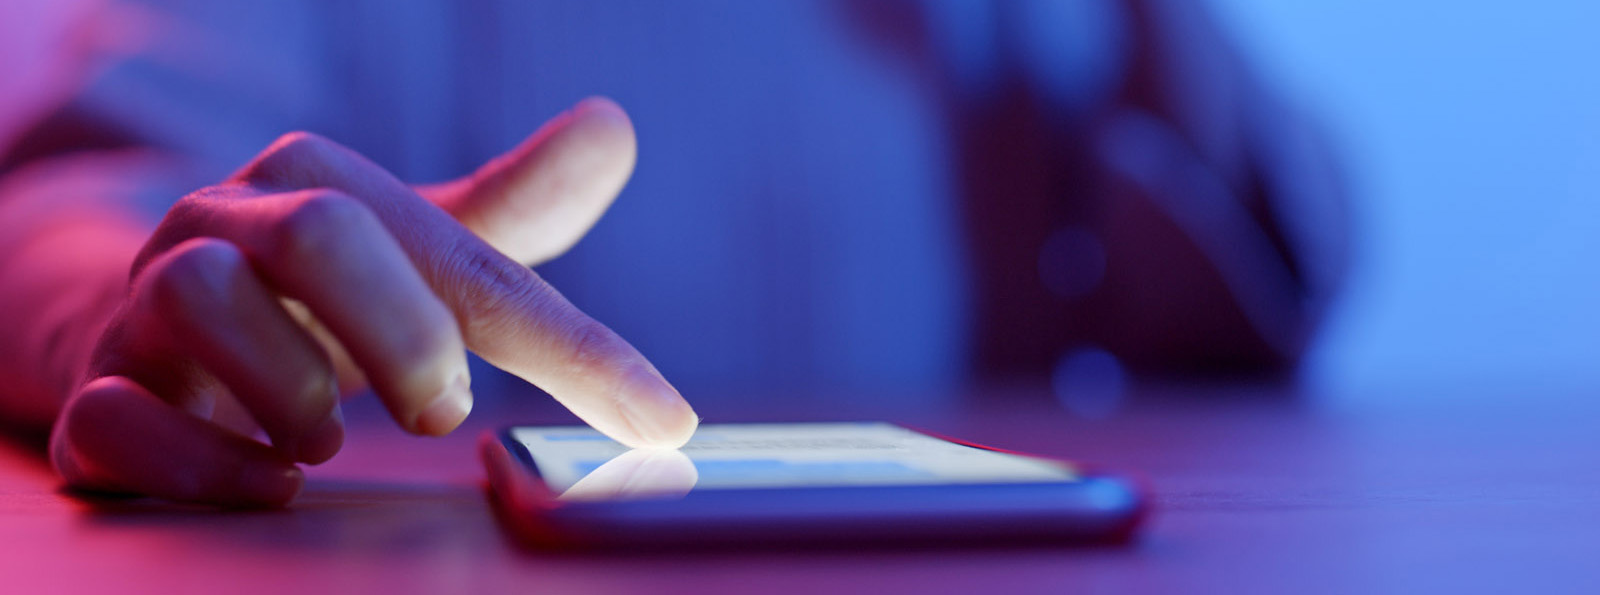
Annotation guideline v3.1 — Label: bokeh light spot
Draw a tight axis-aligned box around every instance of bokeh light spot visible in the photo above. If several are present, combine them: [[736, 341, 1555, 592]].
[[1051, 347, 1126, 419]]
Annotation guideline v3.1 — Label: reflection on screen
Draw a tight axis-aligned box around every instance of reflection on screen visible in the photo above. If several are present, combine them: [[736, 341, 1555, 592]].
[[513, 423, 1078, 500]]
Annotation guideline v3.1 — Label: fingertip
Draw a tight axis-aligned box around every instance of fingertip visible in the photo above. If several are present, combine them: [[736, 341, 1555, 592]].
[[53, 376, 309, 508], [572, 96, 632, 128], [658, 414, 700, 450], [51, 376, 145, 484], [566, 96, 637, 156], [439, 95, 637, 265], [294, 404, 345, 465], [413, 372, 474, 437], [614, 367, 699, 449], [234, 463, 305, 509]]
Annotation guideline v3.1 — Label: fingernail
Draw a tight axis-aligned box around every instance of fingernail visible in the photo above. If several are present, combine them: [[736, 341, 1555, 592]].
[[616, 366, 698, 448], [296, 405, 344, 465], [416, 373, 473, 436]]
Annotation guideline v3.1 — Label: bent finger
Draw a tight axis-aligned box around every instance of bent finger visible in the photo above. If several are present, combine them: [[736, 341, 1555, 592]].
[[238, 132, 696, 448], [131, 237, 344, 463], [421, 96, 637, 266], [51, 376, 304, 507], [154, 190, 472, 437]]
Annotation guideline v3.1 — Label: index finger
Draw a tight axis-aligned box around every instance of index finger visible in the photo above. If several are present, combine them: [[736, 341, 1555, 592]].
[[238, 132, 697, 448]]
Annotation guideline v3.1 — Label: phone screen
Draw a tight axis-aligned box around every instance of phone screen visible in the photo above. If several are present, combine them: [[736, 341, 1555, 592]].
[[511, 422, 1080, 501]]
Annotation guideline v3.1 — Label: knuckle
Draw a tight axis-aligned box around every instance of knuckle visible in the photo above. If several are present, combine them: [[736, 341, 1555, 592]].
[[166, 185, 244, 223], [270, 131, 336, 160], [269, 190, 372, 263], [245, 131, 341, 187], [450, 246, 540, 337], [133, 187, 231, 279], [444, 246, 632, 379], [563, 319, 627, 377], [145, 239, 246, 320], [167, 191, 208, 223]]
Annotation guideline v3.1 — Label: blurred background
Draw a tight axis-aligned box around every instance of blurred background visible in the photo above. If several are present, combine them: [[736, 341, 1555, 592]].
[[1207, 1, 1600, 399], [2, 0, 1596, 416]]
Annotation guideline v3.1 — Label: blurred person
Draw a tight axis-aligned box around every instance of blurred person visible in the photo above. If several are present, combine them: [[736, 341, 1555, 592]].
[[0, 0, 1347, 506]]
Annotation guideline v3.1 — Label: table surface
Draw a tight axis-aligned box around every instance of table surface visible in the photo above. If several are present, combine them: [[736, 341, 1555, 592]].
[[2, 380, 1597, 595]]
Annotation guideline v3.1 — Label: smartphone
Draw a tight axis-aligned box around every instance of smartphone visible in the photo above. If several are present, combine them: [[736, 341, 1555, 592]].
[[482, 422, 1147, 548]]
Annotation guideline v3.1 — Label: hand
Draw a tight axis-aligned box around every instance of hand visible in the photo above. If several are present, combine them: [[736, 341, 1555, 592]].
[[48, 97, 698, 507]]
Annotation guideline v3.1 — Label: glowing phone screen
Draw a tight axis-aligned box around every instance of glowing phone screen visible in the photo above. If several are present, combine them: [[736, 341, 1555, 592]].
[[511, 422, 1078, 501]]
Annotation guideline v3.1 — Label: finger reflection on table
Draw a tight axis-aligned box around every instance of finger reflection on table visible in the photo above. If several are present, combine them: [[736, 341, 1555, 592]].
[[558, 448, 699, 501]]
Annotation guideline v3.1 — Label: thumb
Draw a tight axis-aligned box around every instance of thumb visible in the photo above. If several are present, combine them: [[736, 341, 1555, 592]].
[[420, 97, 638, 266]]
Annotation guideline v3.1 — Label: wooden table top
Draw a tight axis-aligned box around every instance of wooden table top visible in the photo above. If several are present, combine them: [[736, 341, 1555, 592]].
[[3, 381, 1597, 594]]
